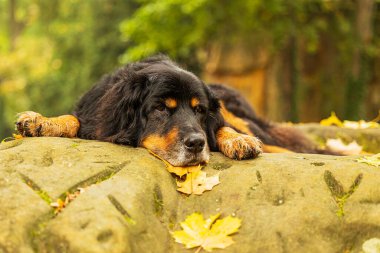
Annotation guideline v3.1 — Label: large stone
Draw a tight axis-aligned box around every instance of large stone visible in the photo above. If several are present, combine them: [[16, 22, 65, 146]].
[[296, 123, 380, 153], [1, 137, 380, 253]]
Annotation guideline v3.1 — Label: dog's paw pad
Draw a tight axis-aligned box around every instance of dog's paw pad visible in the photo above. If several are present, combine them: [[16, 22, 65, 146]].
[[16, 111, 43, 137]]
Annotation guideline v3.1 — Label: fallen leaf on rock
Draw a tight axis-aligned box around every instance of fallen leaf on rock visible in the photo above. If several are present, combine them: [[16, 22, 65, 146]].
[[50, 198, 65, 213], [362, 238, 380, 253], [172, 213, 241, 252], [320, 112, 343, 127], [326, 138, 363, 155], [320, 112, 379, 129], [1, 133, 23, 143], [177, 171, 220, 195], [149, 150, 202, 177], [168, 165, 201, 177], [50, 188, 86, 214], [343, 120, 379, 129], [357, 153, 380, 167], [12, 133, 23, 139]]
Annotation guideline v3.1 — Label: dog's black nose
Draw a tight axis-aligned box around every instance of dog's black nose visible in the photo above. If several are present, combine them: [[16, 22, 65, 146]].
[[184, 134, 205, 153]]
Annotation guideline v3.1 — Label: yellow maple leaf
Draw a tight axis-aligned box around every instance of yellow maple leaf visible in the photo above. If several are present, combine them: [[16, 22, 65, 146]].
[[149, 150, 202, 177], [320, 112, 343, 127], [357, 153, 380, 167], [12, 133, 23, 139], [176, 171, 220, 195], [172, 213, 241, 252]]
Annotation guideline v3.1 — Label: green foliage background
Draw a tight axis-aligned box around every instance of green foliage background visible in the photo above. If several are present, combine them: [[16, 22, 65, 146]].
[[0, 0, 379, 138]]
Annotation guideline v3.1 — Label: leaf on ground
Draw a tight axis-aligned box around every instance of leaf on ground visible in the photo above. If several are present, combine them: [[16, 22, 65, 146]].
[[50, 188, 85, 214], [320, 112, 379, 129], [357, 153, 380, 167], [326, 138, 363, 155], [343, 120, 379, 129], [1, 133, 23, 143], [320, 112, 343, 127], [362, 238, 380, 253], [50, 198, 65, 213], [12, 133, 23, 139], [172, 213, 241, 252], [149, 150, 202, 177], [176, 171, 220, 195]]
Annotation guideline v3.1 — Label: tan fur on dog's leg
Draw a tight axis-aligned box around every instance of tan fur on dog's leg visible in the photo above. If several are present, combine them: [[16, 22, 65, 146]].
[[217, 127, 262, 160], [262, 144, 294, 153], [16, 111, 80, 138]]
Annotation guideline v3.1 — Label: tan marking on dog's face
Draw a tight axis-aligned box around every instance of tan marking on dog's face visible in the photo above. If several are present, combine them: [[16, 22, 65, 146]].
[[190, 97, 200, 108], [219, 102, 253, 136], [165, 98, 177, 109], [141, 127, 179, 153]]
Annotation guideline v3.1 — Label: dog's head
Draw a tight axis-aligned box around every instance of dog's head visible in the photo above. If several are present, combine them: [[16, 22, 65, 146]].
[[96, 56, 223, 166]]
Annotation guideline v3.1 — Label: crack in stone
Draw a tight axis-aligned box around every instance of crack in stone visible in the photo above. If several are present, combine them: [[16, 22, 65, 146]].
[[324, 170, 363, 217], [58, 161, 130, 200], [108, 194, 135, 225], [19, 173, 53, 205], [28, 161, 130, 251]]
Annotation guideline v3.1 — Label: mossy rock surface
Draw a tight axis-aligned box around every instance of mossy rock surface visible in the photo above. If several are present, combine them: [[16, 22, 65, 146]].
[[1, 137, 380, 253], [296, 123, 380, 153]]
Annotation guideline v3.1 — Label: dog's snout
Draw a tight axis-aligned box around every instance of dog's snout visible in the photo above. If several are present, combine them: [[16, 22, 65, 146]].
[[184, 133, 205, 153]]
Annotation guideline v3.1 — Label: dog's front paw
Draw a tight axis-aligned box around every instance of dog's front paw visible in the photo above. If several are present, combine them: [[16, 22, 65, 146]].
[[217, 127, 262, 160], [16, 111, 44, 137]]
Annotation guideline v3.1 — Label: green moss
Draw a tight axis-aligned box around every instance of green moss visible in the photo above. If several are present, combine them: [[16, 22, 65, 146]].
[[324, 170, 363, 217], [311, 162, 325, 166], [107, 194, 136, 225], [0, 139, 22, 150], [153, 185, 164, 216], [37, 190, 53, 204], [62, 161, 129, 198], [256, 170, 262, 183], [212, 162, 232, 171], [19, 173, 52, 205]]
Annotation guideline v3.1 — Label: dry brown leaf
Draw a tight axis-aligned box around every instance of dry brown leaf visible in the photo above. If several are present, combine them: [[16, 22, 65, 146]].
[[50, 188, 85, 214]]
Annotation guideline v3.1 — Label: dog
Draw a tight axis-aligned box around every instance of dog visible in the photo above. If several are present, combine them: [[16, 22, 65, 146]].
[[16, 55, 330, 166]]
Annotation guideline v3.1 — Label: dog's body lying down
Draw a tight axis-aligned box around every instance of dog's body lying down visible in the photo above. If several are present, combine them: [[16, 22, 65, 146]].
[[16, 55, 332, 166]]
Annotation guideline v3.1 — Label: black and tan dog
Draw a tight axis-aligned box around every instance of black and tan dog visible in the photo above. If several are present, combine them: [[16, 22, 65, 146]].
[[16, 55, 330, 166]]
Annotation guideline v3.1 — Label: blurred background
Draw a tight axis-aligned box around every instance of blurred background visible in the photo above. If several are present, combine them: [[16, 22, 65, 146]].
[[0, 0, 379, 139]]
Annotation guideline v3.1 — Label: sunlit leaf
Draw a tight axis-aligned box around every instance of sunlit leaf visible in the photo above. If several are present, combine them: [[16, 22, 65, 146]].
[[172, 213, 242, 252], [176, 171, 220, 195], [362, 238, 380, 253], [357, 153, 380, 167], [149, 150, 202, 177], [343, 120, 379, 129], [326, 138, 362, 155], [320, 112, 343, 127]]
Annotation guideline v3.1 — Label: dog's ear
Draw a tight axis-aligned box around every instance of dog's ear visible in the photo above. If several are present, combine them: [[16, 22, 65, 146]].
[[204, 85, 224, 151], [96, 67, 148, 145]]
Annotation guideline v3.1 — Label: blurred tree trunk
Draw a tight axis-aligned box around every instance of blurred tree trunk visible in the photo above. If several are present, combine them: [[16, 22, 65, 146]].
[[203, 42, 269, 117], [345, 0, 375, 120]]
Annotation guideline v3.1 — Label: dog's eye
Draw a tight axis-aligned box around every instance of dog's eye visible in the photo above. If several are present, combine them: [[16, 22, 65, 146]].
[[156, 104, 167, 112], [194, 106, 205, 114]]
